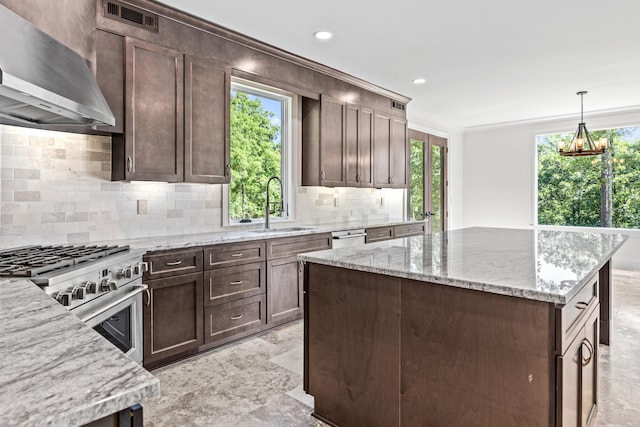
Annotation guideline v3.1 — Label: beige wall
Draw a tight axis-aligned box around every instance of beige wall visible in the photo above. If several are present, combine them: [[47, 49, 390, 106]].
[[0, 125, 404, 247]]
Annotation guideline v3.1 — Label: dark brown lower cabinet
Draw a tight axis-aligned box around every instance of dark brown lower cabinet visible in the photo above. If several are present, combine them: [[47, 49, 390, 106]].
[[558, 305, 599, 427], [267, 256, 303, 327], [204, 294, 266, 346], [143, 272, 203, 369]]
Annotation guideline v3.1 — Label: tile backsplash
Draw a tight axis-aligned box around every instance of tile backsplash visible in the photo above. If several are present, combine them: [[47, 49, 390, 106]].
[[0, 125, 404, 247]]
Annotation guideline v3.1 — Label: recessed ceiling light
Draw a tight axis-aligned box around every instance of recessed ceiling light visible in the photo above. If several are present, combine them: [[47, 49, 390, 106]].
[[412, 78, 427, 84], [314, 31, 333, 40]]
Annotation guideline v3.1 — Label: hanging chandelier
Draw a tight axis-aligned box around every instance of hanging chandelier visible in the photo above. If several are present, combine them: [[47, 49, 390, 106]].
[[558, 91, 608, 157]]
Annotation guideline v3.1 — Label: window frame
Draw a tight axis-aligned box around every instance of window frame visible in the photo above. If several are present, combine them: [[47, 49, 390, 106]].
[[222, 78, 296, 227], [534, 124, 640, 230]]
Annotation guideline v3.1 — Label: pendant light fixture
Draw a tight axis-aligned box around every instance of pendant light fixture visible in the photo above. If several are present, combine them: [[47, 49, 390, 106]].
[[558, 91, 608, 157]]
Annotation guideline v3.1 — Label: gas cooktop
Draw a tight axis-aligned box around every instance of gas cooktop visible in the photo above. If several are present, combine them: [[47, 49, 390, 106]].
[[0, 245, 130, 277]]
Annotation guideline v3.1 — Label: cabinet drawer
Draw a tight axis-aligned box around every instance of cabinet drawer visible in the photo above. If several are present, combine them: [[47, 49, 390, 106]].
[[557, 274, 599, 354], [144, 249, 203, 280], [204, 262, 266, 306], [394, 223, 425, 238], [266, 233, 332, 259], [365, 226, 394, 243], [204, 241, 265, 269], [204, 294, 266, 345]]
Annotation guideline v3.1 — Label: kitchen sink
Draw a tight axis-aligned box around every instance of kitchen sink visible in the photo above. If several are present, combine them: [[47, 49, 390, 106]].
[[250, 227, 316, 233]]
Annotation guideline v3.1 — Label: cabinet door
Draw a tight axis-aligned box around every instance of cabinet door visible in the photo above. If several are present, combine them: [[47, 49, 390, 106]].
[[184, 55, 231, 183], [359, 107, 374, 187], [267, 256, 303, 326], [345, 103, 360, 187], [581, 307, 599, 427], [124, 38, 184, 182], [346, 104, 374, 188], [558, 329, 581, 427], [557, 306, 599, 427], [373, 112, 392, 187], [320, 94, 346, 186], [390, 115, 408, 188], [143, 272, 203, 368]]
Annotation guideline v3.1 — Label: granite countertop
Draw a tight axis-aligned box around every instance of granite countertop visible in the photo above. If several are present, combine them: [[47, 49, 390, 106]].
[[0, 219, 418, 425], [298, 226, 629, 304], [96, 219, 421, 252], [0, 278, 160, 427]]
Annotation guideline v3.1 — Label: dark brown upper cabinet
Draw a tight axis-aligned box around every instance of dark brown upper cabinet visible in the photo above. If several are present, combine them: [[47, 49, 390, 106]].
[[373, 111, 408, 188], [116, 37, 184, 182], [303, 96, 378, 188], [302, 94, 347, 187], [345, 104, 374, 187], [104, 35, 231, 183], [184, 55, 231, 183]]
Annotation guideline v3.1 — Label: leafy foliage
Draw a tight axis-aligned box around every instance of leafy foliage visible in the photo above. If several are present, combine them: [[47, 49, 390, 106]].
[[229, 91, 282, 221], [409, 140, 424, 221], [537, 126, 640, 229]]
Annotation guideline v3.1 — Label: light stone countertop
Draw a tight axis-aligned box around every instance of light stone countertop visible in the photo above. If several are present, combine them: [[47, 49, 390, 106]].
[[95, 219, 420, 252], [0, 218, 418, 425], [0, 278, 160, 427], [298, 226, 629, 304]]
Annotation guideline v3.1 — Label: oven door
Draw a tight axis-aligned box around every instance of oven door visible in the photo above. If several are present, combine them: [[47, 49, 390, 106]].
[[76, 281, 147, 365]]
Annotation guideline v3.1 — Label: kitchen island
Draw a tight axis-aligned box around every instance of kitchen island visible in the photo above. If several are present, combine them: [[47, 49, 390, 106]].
[[299, 227, 628, 427]]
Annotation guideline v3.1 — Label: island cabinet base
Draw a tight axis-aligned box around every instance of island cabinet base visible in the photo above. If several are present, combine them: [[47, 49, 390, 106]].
[[305, 264, 401, 427], [304, 263, 603, 427]]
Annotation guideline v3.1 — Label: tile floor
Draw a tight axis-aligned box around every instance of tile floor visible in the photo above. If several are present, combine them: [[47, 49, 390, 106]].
[[144, 270, 640, 426]]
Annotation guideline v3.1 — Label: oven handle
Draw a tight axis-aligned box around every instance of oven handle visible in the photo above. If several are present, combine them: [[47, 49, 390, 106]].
[[79, 284, 149, 323]]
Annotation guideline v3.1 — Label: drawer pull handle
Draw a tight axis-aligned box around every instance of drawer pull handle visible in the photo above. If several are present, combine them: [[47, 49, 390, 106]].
[[230, 314, 243, 320], [581, 338, 594, 366], [230, 280, 243, 285], [575, 301, 589, 310], [230, 253, 243, 257], [165, 260, 183, 266]]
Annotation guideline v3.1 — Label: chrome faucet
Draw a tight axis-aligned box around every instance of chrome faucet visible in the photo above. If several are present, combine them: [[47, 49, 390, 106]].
[[265, 176, 283, 229]]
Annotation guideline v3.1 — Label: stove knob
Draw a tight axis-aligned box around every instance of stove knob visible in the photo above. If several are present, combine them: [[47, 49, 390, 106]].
[[133, 264, 141, 275], [55, 292, 73, 306], [84, 281, 98, 293], [72, 286, 86, 300], [119, 267, 132, 279], [100, 279, 118, 292]]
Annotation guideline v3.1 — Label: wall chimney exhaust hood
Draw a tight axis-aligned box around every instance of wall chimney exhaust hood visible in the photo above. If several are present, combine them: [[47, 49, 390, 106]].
[[0, 5, 115, 127]]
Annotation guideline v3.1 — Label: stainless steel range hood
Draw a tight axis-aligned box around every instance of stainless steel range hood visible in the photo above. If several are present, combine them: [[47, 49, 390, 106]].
[[0, 5, 115, 127]]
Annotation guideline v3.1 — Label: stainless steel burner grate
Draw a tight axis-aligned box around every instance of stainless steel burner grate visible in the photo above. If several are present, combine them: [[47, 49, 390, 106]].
[[0, 245, 129, 277]]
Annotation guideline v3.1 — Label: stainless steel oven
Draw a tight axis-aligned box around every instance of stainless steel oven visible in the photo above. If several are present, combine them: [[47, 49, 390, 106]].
[[75, 280, 148, 364], [0, 245, 148, 364]]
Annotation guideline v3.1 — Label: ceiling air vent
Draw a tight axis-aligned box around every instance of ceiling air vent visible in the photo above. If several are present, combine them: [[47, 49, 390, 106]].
[[102, 0, 158, 32], [391, 100, 406, 111]]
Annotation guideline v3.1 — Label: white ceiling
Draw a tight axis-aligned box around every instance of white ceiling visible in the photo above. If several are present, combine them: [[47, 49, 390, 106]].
[[158, 0, 640, 130]]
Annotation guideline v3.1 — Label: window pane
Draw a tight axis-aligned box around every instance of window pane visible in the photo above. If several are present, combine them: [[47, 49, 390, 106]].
[[409, 139, 424, 221], [229, 88, 285, 222], [431, 145, 443, 232], [537, 126, 640, 229]]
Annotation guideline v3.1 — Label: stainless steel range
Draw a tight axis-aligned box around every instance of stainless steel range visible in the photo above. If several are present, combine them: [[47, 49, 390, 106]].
[[0, 245, 148, 364]]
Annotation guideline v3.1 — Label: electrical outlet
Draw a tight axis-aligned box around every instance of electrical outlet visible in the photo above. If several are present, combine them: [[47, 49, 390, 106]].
[[137, 200, 148, 215]]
